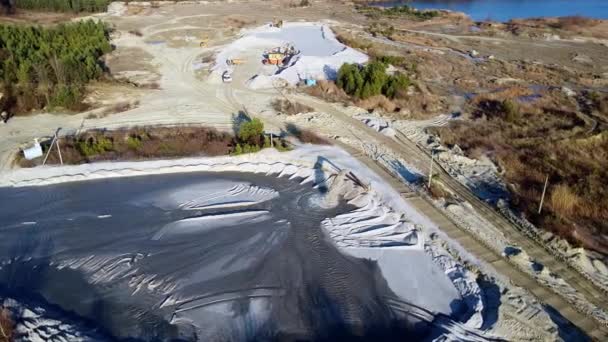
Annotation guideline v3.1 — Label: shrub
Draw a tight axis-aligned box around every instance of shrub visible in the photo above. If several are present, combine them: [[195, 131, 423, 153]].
[[126, 136, 142, 150], [50, 85, 83, 109], [502, 99, 520, 123], [376, 55, 407, 67], [383, 73, 411, 99], [336, 62, 411, 100], [233, 143, 243, 155], [77, 136, 113, 157], [238, 118, 264, 146], [337, 63, 364, 97]]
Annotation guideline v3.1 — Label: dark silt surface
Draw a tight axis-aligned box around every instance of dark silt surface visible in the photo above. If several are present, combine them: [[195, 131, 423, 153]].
[[0, 172, 445, 341]]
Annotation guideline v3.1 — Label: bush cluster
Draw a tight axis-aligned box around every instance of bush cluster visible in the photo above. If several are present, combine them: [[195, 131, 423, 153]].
[[76, 136, 113, 157], [336, 61, 411, 99], [0, 20, 111, 114]]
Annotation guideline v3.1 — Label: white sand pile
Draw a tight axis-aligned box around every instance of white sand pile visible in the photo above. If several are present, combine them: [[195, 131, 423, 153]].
[[106, 2, 127, 16], [356, 114, 397, 137], [213, 22, 368, 89]]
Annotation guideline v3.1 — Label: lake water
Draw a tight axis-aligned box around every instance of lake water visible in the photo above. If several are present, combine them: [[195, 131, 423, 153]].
[[377, 0, 608, 22]]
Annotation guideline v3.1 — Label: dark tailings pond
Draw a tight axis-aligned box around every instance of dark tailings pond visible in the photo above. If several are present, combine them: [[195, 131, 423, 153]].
[[377, 0, 608, 22], [0, 172, 461, 341]]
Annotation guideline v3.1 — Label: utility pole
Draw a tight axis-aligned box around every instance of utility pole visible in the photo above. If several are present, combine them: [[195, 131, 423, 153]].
[[538, 175, 549, 214], [428, 151, 434, 189]]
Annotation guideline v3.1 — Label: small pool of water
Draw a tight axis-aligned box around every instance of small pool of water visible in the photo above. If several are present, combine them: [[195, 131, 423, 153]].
[[376, 0, 608, 22]]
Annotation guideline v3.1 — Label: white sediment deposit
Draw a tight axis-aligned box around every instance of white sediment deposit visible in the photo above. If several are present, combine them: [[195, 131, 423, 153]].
[[213, 22, 368, 89]]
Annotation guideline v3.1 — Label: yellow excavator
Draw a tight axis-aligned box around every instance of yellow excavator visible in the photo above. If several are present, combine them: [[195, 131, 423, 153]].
[[226, 58, 246, 66]]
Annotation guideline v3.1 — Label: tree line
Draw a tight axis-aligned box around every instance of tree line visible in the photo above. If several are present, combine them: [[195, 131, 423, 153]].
[[0, 20, 112, 113], [1, 0, 112, 13], [336, 61, 411, 100]]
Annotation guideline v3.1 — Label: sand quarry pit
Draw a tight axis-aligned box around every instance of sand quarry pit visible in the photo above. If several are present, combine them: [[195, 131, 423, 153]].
[[212, 22, 368, 89], [0, 2, 598, 340]]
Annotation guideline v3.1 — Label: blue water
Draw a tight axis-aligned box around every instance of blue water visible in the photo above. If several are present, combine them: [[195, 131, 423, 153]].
[[377, 0, 608, 22]]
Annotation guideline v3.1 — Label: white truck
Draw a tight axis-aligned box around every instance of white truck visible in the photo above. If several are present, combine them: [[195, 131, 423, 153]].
[[222, 70, 233, 83]]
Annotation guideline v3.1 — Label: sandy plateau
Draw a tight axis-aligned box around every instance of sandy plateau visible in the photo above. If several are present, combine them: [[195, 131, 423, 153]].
[[1, 1, 608, 341]]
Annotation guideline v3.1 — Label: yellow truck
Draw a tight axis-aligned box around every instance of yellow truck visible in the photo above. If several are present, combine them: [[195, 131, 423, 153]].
[[226, 58, 245, 65]]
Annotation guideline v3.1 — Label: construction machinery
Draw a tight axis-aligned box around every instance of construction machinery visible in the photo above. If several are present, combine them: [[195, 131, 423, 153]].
[[226, 58, 245, 66], [262, 43, 299, 66]]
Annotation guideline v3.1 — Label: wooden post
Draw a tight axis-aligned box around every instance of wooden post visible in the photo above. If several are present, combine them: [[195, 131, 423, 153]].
[[55, 133, 63, 165], [428, 151, 434, 189], [538, 175, 549, 214], [42, 135, 57, 166]]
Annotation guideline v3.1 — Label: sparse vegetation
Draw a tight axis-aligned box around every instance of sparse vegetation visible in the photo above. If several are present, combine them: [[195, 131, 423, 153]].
[[335, 32, 372, 51], [357, 5, 440, 21], [548, 16, 599, 30], [432, 95, 608, 252], [0, 20, 111, 114], [21, 126, 236, 166], [77, 136, 113, 157]]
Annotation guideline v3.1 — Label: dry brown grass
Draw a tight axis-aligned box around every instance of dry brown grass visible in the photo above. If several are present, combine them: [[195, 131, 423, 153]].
[[551, 16, 599, 30], [21, 126, 235, 166], [271, 98, 314, 115], [335, 32, 372, 52], [87, 101, 139, 119], [432, 96, 608, 251], [356, 95, 397, 113], [303, 80, 349, 103], [550, 184, 581, 219], [0, 307, 13, 342]]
